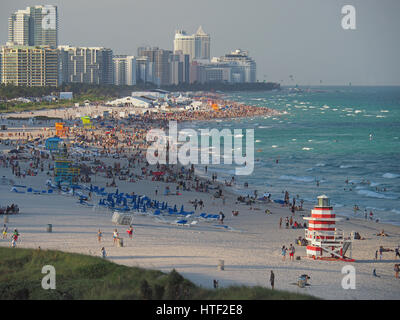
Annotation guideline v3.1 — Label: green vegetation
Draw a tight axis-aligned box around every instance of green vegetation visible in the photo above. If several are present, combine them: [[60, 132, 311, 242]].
[[0, 247, 316, 300]]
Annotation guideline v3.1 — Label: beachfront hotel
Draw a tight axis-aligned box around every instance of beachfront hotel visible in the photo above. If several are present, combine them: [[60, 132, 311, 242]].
[[8, 5, 58, 48], [173, 26, 211, 62], [0, 45, 58, 87], [213, 49, 257, 83], [58, 46, 113, 85]]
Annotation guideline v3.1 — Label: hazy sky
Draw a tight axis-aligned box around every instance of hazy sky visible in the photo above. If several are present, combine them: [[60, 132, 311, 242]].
[[1, 0, 399, 85]]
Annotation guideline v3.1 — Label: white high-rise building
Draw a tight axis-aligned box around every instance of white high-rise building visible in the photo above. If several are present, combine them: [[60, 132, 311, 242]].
[[215, 49, 257, 83], [173, 26, 210, 61], [174, 30, 195, 60], [113, 55, 136, 86], [8, 5, 58, 47], [8, 8, 31, 46]]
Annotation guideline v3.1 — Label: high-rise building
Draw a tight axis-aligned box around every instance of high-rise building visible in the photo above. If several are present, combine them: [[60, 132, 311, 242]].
[[1, 45, 58, 87], [194, 26, 210, 61], [173, 26, 210, 62], [174, 30, 195, 60], [135, 56, 154, 84], [8, 5, 58, 47], [170, 51, 190, 85], [8, 8, 31, 46], [58, 46, 113, 85], [113, 55, 136, 86], [138, 47, 172, 86]]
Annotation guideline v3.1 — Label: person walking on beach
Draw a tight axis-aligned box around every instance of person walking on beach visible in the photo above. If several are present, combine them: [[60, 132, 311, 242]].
[[12, 229, 19, 242], [101, 247, 106, 259], [379, 246, 383, 260], [395, 247, 400, 259], [127, 225, 133, 240], [279, 217, 282, 229], [375, 250, 378, 260], [270, 271, 275, 290], [289, 244, 295, 261], [2, 224, 8, 239], [219, 212, 225, 225], [97, 229, 102, 243], [281, 246, 287, 261]]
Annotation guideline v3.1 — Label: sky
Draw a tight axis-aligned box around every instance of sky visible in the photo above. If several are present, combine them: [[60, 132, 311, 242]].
[[1, 0, 399, 86]]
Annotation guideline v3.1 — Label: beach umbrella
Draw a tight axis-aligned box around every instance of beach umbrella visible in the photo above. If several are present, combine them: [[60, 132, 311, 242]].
[[173, 204, 177, 212], [180, 205, 184, 213]]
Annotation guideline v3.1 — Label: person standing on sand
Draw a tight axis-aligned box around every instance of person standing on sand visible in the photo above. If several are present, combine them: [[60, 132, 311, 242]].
[[395, 264, 400, 279], [270, 271, 275, 290], [379, 246, 383, 260], [127, 225, 133, 239], [101, 247, 106, 258], [279, 217, 282, 229], [395, 247, 400, 259], [289, 244, 295, 261], [113, 229, 119, 245], [97, 229, 102, 242], [375, 250, 378, 260], [219, 212, 225, 225], [281, 246, 287, 261]]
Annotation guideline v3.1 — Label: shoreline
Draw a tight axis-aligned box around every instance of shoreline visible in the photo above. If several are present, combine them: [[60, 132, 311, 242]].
[[0, 104, 399, 300]]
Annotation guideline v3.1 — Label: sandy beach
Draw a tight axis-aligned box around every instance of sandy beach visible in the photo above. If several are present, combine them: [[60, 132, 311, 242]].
[[0, 106, 399, 300]]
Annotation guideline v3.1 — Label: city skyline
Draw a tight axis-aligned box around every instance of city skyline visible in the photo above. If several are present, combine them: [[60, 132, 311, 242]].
[[0, 0, 400, 85]]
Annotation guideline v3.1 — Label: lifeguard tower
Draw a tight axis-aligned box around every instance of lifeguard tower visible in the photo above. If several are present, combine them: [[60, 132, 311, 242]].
[[55, 122, 68, 137], [45, 137, 80, 186], [81, 116, 94, 129], [303, 195, 354, 261]]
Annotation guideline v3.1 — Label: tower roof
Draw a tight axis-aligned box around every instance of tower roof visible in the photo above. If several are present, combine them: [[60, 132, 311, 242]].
[[196, 26, 207, 36]]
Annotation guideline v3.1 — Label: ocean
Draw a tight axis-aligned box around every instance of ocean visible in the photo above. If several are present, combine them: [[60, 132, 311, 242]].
[[186, 86, 400, 226]]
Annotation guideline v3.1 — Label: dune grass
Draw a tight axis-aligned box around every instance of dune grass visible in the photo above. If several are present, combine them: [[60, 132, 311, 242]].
[[0, 247, 317, 300]]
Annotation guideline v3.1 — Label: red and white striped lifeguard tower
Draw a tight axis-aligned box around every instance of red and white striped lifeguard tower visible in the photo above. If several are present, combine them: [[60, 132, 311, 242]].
[[303, 195, 354, 261]]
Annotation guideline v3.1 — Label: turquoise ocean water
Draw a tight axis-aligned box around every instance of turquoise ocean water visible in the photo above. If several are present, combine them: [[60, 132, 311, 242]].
[[186, 86, 400, 226]]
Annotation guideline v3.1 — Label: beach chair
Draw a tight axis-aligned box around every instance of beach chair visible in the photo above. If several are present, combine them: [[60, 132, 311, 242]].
[[27, 188, 33, 193], [11, 187, 25, 194], [173, 219, 198, 227]]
